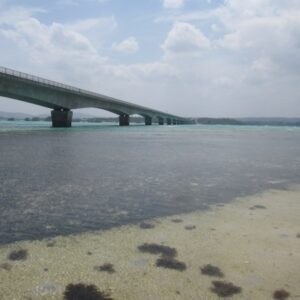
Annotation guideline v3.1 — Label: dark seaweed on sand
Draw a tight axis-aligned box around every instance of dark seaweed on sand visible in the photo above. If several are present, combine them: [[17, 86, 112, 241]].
[[156, 257, 187, 271], [138, 243, 177, 257], [185, 225, 196, 230], [211, 281, 242, 297], [139, 222, 155, 229], [249, 205, 267, 210], [171, 219, 183, 223], [46, 241, 56, 247], [200, 264, 224, 277], [273, 289, 290, 300], [95, 263, 115, 274], [63, 283, 112, 300], [8, 249, 28, 261]]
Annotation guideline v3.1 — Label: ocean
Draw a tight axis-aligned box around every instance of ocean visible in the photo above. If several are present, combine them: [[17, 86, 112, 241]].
[[1, 121, 300, 244]]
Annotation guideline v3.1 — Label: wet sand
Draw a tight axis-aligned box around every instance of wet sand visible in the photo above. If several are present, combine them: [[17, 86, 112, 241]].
[[1, 185, 300, 299]]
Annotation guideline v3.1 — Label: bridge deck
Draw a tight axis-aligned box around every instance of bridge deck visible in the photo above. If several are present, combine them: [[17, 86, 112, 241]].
[[0, 66, 193, 127]]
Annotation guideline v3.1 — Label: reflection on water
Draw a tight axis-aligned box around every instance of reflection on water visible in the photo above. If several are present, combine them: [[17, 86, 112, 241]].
[[0, 122, 300, 244]]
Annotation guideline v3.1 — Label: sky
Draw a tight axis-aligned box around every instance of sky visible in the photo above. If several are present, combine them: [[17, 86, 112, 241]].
[[0, 0, 300, 117]]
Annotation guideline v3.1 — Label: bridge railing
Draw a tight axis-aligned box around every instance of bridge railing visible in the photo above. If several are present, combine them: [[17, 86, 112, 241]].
[[0, 66, 83, 94]]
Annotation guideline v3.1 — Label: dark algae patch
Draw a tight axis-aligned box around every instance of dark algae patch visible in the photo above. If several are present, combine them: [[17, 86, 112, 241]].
[[63, 283, 112, 300], [95, 263, 115, 274], [139, 222, 155, 229], [249, 205, 267, 210], [46, 240, 56, 247], [156, 257, 187, 271], [297, 233, 300, 238], [273, 289, 290, 299], [211, 281, 242, 297], [185, 225, 196, 230], [138, 242, 186, 271], [171, 219, 183, 223], [200, 264, 224, 277], [8, 249, 28, 261], [138, 243, 177, 257]]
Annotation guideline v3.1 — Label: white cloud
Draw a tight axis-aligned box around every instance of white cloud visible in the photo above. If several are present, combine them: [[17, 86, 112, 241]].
[[1, 18, 99, 57], [57, 0, 79, 6], [163, 0, 185, 9], [57, 0, 110, 5], [112, 37, 139, 54], [161, 22, 210, 57], [0, 5, 45, 25], [69, 17, 117, 33]]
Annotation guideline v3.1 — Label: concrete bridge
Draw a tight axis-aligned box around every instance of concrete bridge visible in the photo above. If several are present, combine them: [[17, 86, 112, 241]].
[[0, 66, 193, 127]]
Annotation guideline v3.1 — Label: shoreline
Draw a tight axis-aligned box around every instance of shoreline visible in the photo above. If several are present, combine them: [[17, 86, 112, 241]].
[[1, 185, 300, 299]]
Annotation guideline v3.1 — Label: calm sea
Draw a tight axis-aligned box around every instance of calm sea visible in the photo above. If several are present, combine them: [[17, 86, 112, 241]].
[[1, 121, 300, 244]]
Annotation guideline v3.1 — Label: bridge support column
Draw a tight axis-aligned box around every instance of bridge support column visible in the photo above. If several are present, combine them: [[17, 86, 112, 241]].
[[145, 116, 152, 126], [172, 119, 177, 125], [158, 117, 164, 125], [119, 114, 130, 126], [167, 118, 172, 125], [51, 109, 73, 128]]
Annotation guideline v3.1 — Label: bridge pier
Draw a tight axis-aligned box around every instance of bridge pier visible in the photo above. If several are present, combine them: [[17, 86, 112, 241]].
[[51, 109, 73, 128], [145, 116, 152, 126], [167, 118, 172, 125], [158, 117, 164, 125], [172, 119, 177, 125], [119, 114, 130, 126]]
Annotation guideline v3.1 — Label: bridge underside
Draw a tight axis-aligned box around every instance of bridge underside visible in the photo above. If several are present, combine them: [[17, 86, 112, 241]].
[[50, 110, 181, 127], [0, 68, 193, 128]]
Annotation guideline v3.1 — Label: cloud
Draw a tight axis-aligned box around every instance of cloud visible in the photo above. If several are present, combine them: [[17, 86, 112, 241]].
[[1, 18, 100, 57], [69, 17, 117, 33], [57, 0, 79, 6], [112, 37, 140, 54], [161, 22, 210, 57], [163, 0, 185, 9], [214, 0, 300, 77], [0, 5, 45, 25], [57, 0, 110, 5], [0, 6, 111, 90]]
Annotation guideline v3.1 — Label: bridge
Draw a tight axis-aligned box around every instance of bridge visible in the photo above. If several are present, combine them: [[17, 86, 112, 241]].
[[0, 66, 193, 127]]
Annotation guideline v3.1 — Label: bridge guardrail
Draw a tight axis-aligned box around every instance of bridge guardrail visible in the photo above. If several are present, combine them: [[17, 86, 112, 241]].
[[0, 66, 82, 94]]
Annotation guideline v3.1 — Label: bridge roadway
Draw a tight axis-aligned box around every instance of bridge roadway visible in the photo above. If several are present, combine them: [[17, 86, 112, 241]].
[[0, 66, 193, 127]]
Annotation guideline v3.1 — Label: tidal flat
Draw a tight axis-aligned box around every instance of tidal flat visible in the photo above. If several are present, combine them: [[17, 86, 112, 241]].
[[0, 185, 299, 300]]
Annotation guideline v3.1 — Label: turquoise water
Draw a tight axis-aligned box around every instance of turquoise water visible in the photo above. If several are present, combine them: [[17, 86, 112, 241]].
[[1, 120, 300, 133], [1, 121, 300, 244], [0, 120, 119, 131]]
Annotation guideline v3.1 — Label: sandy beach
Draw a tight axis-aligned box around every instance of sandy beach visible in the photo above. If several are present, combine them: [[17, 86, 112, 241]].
[[1, 185, 300, 299]]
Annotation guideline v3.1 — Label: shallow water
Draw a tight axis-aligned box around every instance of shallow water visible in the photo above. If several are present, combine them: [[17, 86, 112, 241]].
[[1, 121, 300, 244]]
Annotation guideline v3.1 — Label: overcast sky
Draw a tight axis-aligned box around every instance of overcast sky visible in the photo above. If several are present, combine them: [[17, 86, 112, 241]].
[[0, 0, 300, 117]]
